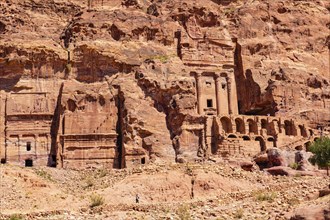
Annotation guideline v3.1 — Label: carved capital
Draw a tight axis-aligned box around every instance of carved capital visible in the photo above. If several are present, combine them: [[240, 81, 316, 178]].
[[195, 71, 202, 78], [214, 74, 221, 82]]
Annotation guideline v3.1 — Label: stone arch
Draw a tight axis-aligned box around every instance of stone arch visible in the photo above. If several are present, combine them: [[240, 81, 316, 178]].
[[242, 135, 251, 141], [267, 136, 274, 141], [220, 117, 233, 133], [247, 119, 258, 135], [228, 134, 238, 138], [235, 118, 245, 134], [255, 136, 266, 152], [267, 136, 276, 148], [298, 125, 308, 137], [284, 120, 297, 136], [309, 129, 314, 137]]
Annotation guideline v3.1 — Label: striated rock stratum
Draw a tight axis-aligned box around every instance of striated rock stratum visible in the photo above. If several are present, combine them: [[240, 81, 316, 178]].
[[0, 0, 329, 169]]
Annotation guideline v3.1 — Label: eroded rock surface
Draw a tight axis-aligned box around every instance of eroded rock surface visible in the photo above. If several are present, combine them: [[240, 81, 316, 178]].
[[0, 0, 329, 168]]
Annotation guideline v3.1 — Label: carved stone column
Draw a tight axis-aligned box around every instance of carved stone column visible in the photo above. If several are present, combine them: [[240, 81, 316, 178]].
[[227, 77, 233, 114], [278, 119, 284, 134], [201, 128, 206, 156], [18, 135, 22, 162], [273, 122, 279, 135], [46, 134, 50, 152], [245, 121, 250, 135], [256, 122, 262, 136], [215, 74, 221, 115], [34, 134, 38, 158], [195, 72, 203, 115], [205, 117, 213, 157], [229, 73, 239, 115]]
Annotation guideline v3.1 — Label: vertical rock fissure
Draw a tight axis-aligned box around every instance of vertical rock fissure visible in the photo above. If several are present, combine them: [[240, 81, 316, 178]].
[[49, 83, 64, 167], [115, 89, 124, 169]]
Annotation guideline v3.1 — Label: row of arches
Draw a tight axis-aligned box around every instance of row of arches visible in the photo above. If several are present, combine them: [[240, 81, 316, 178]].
[[219, 116, 309, 138], [225, 133, 269, 151]]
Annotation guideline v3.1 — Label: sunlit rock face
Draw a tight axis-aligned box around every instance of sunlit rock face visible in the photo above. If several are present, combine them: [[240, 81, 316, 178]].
[[0, 0, 329, 168]]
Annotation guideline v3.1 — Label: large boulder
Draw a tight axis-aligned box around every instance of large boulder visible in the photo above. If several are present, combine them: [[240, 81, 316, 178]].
[[295, 151, 315, 171], [267, 148, 289, 167], [290, 204, 330, 220]]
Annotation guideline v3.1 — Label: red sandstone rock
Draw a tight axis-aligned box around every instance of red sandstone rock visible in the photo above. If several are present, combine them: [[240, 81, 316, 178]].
[[290, 204, 330, 220], [0, 0, 329, 168]]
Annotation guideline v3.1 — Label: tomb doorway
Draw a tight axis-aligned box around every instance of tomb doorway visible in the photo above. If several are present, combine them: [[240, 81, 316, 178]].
[[25, 159, 33, 167]]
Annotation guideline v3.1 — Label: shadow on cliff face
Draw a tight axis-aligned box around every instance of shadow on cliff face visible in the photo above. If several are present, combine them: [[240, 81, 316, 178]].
[[135, 69, 193, 138], [48, 83, 64, 167], [236, 69, 277, 116], [234, 42, 277, 116], [71, 45, 138, 83], [0, 77, 21, 92]]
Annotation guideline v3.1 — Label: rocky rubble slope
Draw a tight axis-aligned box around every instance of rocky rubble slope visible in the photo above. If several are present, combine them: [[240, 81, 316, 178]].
[[0, 163, 329, 219]]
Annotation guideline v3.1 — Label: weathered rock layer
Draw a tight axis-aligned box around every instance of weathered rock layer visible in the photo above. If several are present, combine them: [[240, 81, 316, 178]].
[[0, 0, 329, 168]]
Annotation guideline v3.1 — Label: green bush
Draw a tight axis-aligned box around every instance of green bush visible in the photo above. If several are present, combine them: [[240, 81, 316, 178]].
[[9, 214, 23, 220], [234, 208, 244, 219], [35, 169, 53, 181], [177, 204, 191, 220], [255, 192, 276, 202], [289, 162, 299, 170], [309, 137, 330, 175], [84, 177, 94, 189], [97, 168, 108, 178], [90, 194, 105, 208]]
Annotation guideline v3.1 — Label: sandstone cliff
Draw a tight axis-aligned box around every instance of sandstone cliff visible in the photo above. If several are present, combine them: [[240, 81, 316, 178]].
[[0, 0, 329, 167]]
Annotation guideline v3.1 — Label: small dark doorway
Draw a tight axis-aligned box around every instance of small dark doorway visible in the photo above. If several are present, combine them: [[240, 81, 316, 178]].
[[141, 157, 146, 164], [25, 159, 33, 167], [207, 99, 213, 108], [26, 142, 31, 151]]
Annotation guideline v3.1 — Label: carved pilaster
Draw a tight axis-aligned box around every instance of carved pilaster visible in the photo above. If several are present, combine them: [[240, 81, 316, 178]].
[[35, 134, 38, 158], [227, 77, 233, 114], [46, 134, 50, 152], [215, 74, 221, 115], [201, 128, 206, 156], [195, 72, 203, 115], [256, 122, 262, 136], [18, 135, 22, 162]]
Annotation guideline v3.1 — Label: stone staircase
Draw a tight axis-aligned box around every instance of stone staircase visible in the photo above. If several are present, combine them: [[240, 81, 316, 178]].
[[279, 137, 308, 150]]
